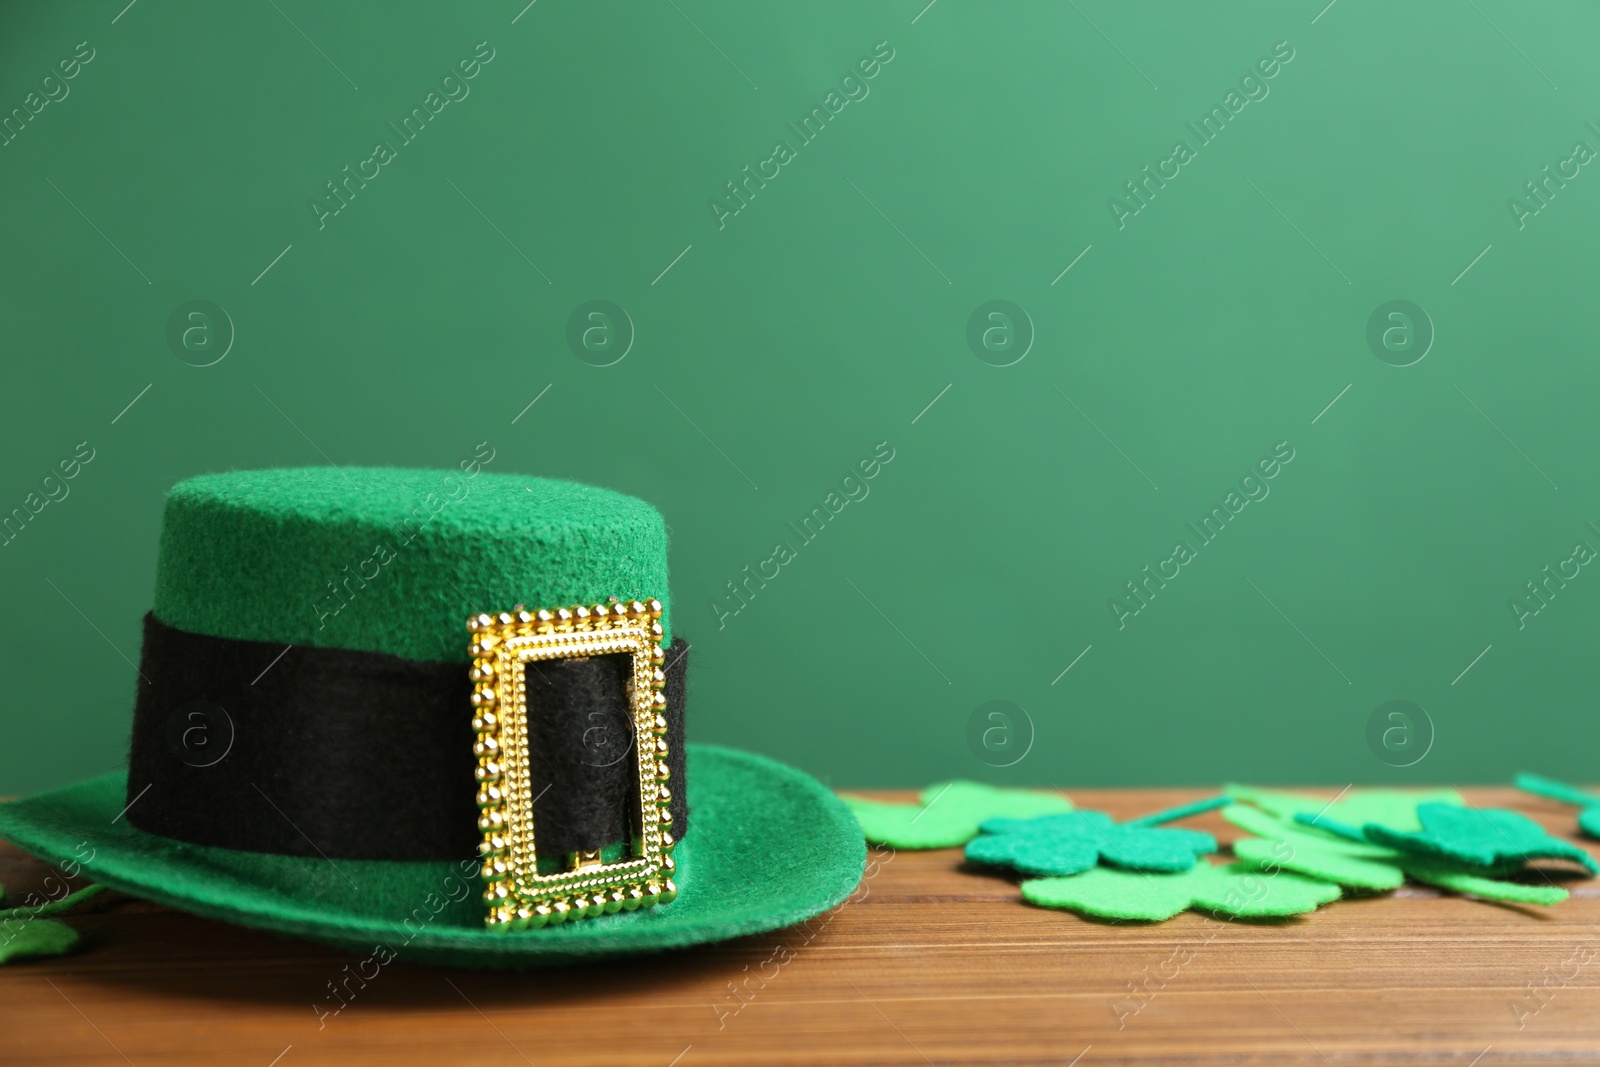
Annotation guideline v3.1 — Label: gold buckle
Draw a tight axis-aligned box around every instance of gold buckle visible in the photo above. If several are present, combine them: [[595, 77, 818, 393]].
[[468, 598, 676, 929]]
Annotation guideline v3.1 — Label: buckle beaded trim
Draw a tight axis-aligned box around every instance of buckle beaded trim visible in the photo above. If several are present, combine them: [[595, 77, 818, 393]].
[[468, 598, 676, 930]]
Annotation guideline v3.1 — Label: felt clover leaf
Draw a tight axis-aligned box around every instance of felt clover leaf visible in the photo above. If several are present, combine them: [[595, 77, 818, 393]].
[[1227, 785, 1568, 904], [1226, 803, 1408, 892], [0, 883, 106, 920], [0, 882, 103, 967], [1399, 857, 1568, 907], [1226, 804, 1568, 906], [1021, 860, 1340, 922], [1362, 802, 1599, 875], [1226, 783, 1464, 832], [0, 918, 78, 965], [1516, 773, 1600, 841], [966, 797, 1225, 877], [842, 781, 1073, 849]]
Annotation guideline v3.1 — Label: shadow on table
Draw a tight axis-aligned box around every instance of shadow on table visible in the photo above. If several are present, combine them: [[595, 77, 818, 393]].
[[46, 896, 802, 1013]]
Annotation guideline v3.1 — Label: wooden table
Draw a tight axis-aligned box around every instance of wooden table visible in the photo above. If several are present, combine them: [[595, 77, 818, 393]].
[[3, 787, 1598, 1066]]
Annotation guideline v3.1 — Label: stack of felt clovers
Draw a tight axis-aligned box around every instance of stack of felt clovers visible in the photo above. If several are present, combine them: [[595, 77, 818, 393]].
[[1220, 785, 1595, 908], [842, 778, 1599, 922]]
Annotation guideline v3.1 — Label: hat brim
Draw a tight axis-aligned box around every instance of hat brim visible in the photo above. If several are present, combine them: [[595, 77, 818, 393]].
[[0, 744, 865, 967]]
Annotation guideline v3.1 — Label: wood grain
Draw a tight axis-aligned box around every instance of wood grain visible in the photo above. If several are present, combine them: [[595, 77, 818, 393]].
[[3, 787, 1597, 1066]]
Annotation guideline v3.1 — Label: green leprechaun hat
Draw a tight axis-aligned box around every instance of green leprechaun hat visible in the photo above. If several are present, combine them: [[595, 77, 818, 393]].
[[0, 465, 864, 966]]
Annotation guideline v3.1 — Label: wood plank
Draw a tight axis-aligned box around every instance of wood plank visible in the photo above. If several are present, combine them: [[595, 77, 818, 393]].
[[2, 787, 1596, 1065]]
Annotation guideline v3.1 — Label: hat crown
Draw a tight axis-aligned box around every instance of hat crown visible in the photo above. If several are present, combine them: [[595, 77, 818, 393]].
[[151, 466, 670, 662]]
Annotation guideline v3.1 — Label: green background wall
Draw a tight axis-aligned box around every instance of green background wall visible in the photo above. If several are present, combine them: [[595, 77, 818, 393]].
[[3, 1, 1597, 794]]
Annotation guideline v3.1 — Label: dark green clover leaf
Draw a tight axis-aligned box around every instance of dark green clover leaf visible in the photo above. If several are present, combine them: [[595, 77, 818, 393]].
[[966, 797, 1224, 877], [1364, 802, 1599, 875]]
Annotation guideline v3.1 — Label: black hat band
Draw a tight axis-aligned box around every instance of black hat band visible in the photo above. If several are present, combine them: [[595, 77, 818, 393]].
[[123, 612, 688, 863]]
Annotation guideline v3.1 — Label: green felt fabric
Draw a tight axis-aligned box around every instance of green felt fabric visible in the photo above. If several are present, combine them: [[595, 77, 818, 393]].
[[0, 883, 105, 920], [1226, 784, 1464, 832], [1516, 774, 1600, 842], [1226, 804, 1565, 905], [0, 918, 78, 965], [1515, 773, 1600, 810], [1125, 795, 1230, 827], [1226, 804, 1407, 892], [153, 467, 671, 661], [1020, 861, 1340, 922], [842, 782, 1073, 849], [1289, 813, 1370, 842], [1364, 803, 1599, 875], [1400, 858, 1568, 907], [0, 746, 862, 967], [966, 812, 1215, 877]]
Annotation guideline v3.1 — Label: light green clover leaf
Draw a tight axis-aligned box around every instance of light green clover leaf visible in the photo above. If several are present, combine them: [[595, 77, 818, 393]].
[[0, 917, 78, 965], [1226, 803, 1407, 891], [1226, 784, 1464, 832], [0, 882, 104, 966], [842, 781, 1073, 849], [1021, 860, 1340, 922]]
